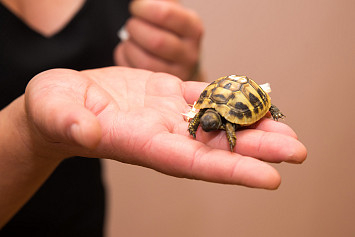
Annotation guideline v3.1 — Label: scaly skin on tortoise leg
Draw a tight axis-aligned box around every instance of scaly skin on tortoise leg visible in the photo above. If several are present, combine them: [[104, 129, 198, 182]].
[[225, 122, 237, 152], [269, 104, 285, 121], [188, 109, 205, 138]]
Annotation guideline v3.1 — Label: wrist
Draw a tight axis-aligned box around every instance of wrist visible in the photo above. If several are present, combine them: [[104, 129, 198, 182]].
[[3, 96, 67, 165], [0, 96, 64, 227]]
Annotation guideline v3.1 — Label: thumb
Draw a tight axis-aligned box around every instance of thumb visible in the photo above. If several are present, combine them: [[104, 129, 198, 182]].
[[113, 42, 130, 67], [62, 104, 102, 149], [26, 69, 102, 150]]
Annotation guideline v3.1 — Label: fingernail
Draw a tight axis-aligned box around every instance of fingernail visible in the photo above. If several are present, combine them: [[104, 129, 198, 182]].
[[70, 123, 84, 147]]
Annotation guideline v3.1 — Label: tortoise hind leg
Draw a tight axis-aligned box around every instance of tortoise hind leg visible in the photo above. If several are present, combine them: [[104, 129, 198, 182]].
[[225, 122, 237, 152], [188, 109, 205, 139], [269, 104, 285, 121]]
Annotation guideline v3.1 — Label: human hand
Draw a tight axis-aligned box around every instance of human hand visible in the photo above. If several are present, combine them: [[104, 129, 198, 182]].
[[114, 0, 203, 81], [25, 67, 306, 189]]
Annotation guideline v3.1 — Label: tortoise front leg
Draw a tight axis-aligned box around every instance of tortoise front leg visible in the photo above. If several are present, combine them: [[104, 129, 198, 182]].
[[269, 104, 285, 121], [225, 122, 237, 152], [188, 109, 205, 139]]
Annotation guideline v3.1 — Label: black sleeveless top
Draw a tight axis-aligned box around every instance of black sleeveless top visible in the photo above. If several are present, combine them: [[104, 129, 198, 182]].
[[0, 0, 130, 236]]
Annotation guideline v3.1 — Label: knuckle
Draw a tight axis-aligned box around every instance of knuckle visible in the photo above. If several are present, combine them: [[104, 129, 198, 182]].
[[181, 43, 200, 65], [124, 18, 135, 30], [155, 3, 174, 23], [149, 34, 167, 51], [188, 10, 205, 38]]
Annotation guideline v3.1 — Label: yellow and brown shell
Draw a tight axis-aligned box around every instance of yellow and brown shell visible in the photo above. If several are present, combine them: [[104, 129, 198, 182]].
[[195, 75, 271, 125]]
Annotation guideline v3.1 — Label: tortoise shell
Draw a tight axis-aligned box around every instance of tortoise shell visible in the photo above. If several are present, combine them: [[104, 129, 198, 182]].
[[195, 75, 271, 125]]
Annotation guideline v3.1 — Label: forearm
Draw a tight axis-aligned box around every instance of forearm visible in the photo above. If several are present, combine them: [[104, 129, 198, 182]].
[[0, 96, 62, 228]]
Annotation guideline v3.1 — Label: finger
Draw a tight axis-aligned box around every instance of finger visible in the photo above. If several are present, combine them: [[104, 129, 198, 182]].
[[113, 43, 130, 67], [252, 117, 298, 139], [125, 18, 197, 64], [174, 120, 307, 164], [116, 40, 192, 80], [234, 129, 307, 163], [116, 40, 170, 71], [130, 0, 203, 38], [54, 100, 102, 149], [181, 81, 208, 105], [27, 69, 102, 149], [158, 0, 180, 3], [142, 132, 281, 189]]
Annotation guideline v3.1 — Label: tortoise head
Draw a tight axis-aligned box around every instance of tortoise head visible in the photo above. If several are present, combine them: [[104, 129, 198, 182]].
[[200, 109, 222, 132]]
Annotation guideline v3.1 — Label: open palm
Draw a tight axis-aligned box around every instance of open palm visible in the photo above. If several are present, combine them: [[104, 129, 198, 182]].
[[26, 67, 306, 189]]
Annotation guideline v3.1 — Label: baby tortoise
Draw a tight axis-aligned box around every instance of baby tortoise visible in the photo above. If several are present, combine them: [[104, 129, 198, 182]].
[[188, 75, 284, 151]]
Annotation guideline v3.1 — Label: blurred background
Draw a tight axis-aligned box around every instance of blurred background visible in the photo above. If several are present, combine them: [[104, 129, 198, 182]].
[[104, 0, 355, 236]]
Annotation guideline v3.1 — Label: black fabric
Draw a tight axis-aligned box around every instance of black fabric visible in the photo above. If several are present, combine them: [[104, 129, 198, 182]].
[[0, 0, 130, 236]]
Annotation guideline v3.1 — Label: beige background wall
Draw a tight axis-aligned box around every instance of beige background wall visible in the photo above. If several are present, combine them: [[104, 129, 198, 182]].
[[105, 1, 355, 236]]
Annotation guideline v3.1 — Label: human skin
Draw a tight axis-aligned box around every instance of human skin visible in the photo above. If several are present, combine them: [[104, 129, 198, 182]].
[[1, 0, 204, 81], [0, 67, 307, 227], [0, 0, 305, 228], [114, 0, 204, 81]]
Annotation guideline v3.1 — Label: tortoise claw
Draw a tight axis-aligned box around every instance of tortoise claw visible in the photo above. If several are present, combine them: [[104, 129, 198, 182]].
[[225, 122, 236, 152], [269, 104, 285, 121], [188, 110, 204, 139], [189, 130, 196, 139], [229, 143, 235, 152]]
